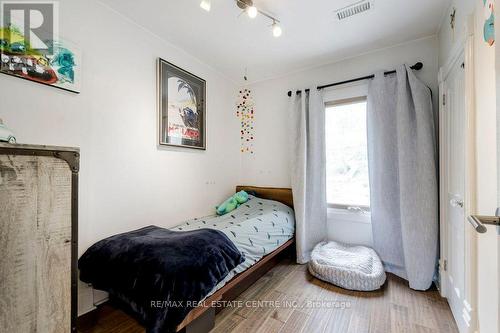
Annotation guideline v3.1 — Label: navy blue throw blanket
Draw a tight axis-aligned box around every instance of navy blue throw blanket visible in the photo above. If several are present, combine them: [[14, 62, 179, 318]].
[[78, 226, 244, 332]]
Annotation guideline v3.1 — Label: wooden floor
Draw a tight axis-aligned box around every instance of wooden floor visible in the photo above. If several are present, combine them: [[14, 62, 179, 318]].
[[78, 258, 458, 333]]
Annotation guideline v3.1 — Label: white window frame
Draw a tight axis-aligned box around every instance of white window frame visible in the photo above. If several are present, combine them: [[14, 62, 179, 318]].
[[324, 82, 370, 215]]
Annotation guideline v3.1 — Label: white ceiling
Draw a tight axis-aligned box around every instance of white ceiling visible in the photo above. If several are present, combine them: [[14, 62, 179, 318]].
[[99, 0, 451, 83]]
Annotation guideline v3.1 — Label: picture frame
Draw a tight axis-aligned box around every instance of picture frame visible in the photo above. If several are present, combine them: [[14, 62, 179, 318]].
[[0, 35, 82, 94], [158, 58, 206, 150]]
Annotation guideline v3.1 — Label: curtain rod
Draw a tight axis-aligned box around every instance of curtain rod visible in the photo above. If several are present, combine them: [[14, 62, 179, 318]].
[[287, 62, 423, 97]]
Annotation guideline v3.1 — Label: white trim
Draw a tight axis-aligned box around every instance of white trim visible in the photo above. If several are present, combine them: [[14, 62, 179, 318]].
[[462, 14, 478, 333], [322, 81, 368, 103], [438, 13, 478, 333], [327, 207, 371, 225], [463, 300, 473, 329], [438, 68, 449, 297]]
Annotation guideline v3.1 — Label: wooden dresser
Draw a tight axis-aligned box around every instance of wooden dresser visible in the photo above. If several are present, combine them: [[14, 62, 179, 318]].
[[0, 143, 79, 332]]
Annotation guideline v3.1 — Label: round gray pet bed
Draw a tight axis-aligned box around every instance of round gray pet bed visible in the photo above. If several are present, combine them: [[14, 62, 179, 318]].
[[308, 241, 386, 291]]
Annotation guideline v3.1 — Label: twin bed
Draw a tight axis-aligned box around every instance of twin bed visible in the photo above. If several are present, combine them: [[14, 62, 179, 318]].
[[78, 186, 295, 333]]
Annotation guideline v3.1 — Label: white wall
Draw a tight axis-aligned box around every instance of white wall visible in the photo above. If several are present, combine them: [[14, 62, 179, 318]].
[[474, 0, 500, 331], [438, 0, 476, 66], [0, 0, 240, 315], [473, 2, 499, 330], [439, 1, 499, 332], [240, 37, 439, 245]]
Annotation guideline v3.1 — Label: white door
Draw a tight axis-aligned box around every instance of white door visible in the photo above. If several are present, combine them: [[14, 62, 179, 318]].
[[442, 53, 468, 332]]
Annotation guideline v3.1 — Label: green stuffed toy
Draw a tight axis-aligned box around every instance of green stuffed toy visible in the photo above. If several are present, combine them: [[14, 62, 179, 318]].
[[216, 191, 249, 215], [234, 190, 249, 204]]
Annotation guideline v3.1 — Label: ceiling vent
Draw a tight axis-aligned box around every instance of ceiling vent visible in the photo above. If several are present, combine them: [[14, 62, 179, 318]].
[[335, 1, 372, 20]]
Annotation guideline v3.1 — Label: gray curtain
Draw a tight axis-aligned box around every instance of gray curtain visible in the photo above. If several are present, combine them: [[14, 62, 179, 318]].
[[367, 65, 438, 290], [289, 89, 328, 264]]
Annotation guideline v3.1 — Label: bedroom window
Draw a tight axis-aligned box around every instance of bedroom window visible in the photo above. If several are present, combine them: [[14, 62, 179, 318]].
[[325, 97, 370, 211]]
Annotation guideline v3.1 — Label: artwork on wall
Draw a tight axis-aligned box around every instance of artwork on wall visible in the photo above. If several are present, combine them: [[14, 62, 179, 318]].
[[0, 26, 81, 93], [236, 88, 255, 154], [158, 58, 206, 150], [483, 0, 495, 46]]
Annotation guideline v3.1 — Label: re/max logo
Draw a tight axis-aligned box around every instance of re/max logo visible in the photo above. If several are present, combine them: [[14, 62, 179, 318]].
[[1, 1, 58, 55]]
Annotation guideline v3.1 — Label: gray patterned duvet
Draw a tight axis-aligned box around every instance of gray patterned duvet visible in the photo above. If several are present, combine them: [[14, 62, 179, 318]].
[[172, 195, 295, 298]]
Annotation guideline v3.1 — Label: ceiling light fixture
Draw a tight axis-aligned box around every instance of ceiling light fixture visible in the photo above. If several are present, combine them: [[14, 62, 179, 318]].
[[272, 21, 282, 37], [236, 0, 282, 37], [200, 0, 211, 12], [202, 0, 282, 37], [246, 5, 258, 18]]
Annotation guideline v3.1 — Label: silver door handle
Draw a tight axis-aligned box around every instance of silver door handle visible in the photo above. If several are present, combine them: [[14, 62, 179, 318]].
[[467, 215, 500, 233], [450, 198, 464, 208]]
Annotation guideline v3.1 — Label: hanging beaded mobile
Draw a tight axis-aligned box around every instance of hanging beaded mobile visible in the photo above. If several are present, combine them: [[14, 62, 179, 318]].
[[236, 88, 255, 154]]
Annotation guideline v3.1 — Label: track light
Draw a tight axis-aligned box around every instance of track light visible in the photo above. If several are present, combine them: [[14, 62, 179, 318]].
[[200, 1, 282, 37], [200, 0, 211, 12], [247, 6, 258, 18], [272, 21, 282, 37]]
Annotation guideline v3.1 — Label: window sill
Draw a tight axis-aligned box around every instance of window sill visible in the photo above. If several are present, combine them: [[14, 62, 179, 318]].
[[327, 207, 372, 225]]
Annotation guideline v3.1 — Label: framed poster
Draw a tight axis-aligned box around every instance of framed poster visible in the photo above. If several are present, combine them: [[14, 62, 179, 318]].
[[158, 58, 206, 150]]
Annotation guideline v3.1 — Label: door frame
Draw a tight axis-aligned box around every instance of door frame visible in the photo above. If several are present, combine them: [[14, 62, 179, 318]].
[[438, 15, 477, 333]]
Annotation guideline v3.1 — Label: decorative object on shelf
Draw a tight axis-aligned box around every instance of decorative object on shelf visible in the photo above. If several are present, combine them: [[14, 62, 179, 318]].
[[0, 118, 16, 143], [0, 26, 81, 93], [158, 58, 206, 150], [236, 88, 255, 154], [483, 0, 495, 46], [200, 0, 282, 38]]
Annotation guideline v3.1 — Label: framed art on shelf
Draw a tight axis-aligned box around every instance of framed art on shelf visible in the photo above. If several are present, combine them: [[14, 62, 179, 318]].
[[158, 58, 206, 150]]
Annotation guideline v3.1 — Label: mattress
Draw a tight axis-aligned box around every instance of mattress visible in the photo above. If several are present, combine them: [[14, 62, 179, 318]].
[[172, 195, 295, 298]]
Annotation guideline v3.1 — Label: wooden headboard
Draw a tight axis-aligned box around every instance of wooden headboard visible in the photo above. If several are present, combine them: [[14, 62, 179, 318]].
[[236, 185, 294, 208]]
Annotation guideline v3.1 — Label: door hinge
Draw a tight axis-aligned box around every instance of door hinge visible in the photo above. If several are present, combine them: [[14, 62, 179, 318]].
[[443, 259, 448, 271], [443, 94, 446, 106]]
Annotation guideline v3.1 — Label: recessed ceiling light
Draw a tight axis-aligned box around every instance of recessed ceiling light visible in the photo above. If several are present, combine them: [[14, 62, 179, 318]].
[[200, 0, 211, 12]]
